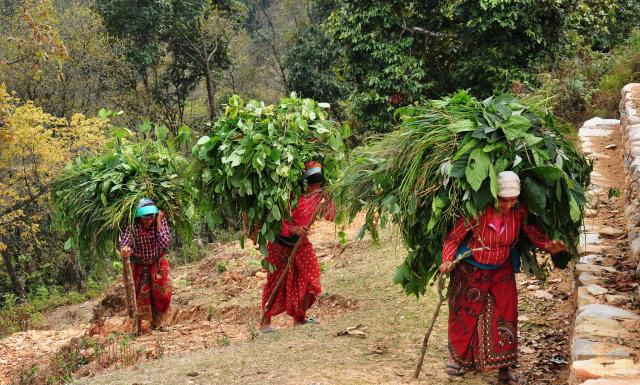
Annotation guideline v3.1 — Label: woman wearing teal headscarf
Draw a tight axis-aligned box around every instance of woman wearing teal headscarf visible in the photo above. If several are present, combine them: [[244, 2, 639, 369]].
[[119, 198, 172, 332]]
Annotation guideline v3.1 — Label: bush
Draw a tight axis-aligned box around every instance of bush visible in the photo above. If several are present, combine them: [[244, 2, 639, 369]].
[[591, 30, 640, 117]]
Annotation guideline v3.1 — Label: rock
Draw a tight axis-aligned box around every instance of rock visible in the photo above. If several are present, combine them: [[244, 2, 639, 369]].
[[575, 317, 633, 339], [527, 284, 540, 291], [576, 264, 618, 275], [578, 287, 598, 306], [578, 272, 604, 286], [605, 144, 617, 149], [576, 304, 640, 323], [599, 226, 626, 238], [580, 379, 640, 385], [572, 358, 640, 382], [606, 295, 629, 306], [632, 238, 640, 260], [579, 255, 604, 265], [586, 284, 608, 296], [572, 338, 632, 360], [532, 290, 554, 300], [585, 209, 598, 218], [580, 232, 601, 247]]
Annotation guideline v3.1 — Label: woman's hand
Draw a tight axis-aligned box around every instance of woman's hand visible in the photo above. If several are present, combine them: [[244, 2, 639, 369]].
[[289, 225, 309, 237], [120, 245, 132, 259], [546, 240, 567, 255], [156, 210, 165, 229], [440, 260, 454, 274]]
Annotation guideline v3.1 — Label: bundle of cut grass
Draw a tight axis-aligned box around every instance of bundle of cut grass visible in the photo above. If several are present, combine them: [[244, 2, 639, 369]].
[[52, 140, 197, 257], [192, 94, 347, 255], [332, 91, 591, 296]]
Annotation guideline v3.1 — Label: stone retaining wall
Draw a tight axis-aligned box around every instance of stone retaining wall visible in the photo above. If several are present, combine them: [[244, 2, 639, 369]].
[[569, 84, 640, 384], [620, 83, 640, 264]]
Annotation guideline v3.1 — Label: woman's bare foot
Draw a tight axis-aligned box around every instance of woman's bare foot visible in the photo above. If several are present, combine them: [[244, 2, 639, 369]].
[[498, 367, 519, 384]]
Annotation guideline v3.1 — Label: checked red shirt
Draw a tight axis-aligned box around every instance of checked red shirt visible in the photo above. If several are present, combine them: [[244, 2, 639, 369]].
[[119, 218, 171, 264], [442, 203, 551, 265]]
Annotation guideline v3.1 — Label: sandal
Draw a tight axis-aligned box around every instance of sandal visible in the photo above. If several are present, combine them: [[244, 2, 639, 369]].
[[303, 317, 319, 325], [445, 363, 465, 377]]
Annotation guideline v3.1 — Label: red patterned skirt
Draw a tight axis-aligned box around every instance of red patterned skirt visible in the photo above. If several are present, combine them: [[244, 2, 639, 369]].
[[448, 260, 518, 371], [261, 239, 322, 321], [132, 257, 172, 325]]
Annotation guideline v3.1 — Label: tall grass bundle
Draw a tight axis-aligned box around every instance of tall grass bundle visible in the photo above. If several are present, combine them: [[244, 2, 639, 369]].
[[51, 140, 197, 258], [333, 91, 592, 296]]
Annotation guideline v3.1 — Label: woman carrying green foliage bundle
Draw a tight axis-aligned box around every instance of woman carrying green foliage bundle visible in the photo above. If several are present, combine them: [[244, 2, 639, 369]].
[[332, 91, 590, 381], [119, 198, 172, 333], [260, 162, 336, 333], [441, 171, 566, 384]]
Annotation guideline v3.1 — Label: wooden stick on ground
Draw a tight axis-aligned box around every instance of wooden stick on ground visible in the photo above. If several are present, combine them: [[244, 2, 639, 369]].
[[414, 248, 479, 379], [260, 197, 326, 326], [122, 253, 140, 336]]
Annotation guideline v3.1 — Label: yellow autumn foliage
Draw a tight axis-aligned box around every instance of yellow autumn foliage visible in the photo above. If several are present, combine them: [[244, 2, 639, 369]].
[[0, 84, 108, 258]]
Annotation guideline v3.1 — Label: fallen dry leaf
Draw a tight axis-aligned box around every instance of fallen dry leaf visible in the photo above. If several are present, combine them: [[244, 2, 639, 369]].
[[336, 324, 367, 338]]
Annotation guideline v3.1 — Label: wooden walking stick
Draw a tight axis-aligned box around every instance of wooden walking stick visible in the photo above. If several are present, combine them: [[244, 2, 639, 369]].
[[121, 247, 140, 336], [414, 248, 483, 379], [260, 196, 327, 326]]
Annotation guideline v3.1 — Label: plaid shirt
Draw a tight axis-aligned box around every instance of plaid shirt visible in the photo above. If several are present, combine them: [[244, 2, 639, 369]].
[[119, 218, 171, 264], [442, 203, 551, 265]]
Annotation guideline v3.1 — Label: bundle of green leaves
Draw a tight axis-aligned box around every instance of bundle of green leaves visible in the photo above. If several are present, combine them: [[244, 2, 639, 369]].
[[192, 94, 347, 255], [332, 91, 592, 297], [51, 140, 197, 258]]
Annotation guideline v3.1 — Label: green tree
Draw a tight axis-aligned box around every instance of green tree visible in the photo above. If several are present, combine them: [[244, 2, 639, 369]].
[[326, 0, 574, 134], [284, 0, 347, 103]]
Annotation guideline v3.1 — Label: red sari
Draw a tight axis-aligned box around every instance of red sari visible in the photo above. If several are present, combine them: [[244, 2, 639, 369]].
[[261, 192, 335, 322], [442, 203, 551, 370]]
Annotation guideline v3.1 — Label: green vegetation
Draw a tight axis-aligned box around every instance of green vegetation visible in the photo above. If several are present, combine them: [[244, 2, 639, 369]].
[[51, 125, 197, 260], [192, 94, 346, 255], [333, 92, 591, 296]]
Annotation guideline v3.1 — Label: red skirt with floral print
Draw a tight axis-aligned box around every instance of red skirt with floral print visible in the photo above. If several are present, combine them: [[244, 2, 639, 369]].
[[448, 261, 518, 370], [132, 257, 172, 322], [261, 239, 322, 320]]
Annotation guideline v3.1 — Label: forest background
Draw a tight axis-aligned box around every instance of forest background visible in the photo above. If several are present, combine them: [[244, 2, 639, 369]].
[[1, 0, 640, 336]]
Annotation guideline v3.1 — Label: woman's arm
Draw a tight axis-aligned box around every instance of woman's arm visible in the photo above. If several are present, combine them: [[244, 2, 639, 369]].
[[442, 216, 473, 264], [119, 226, 133, 258], [156, 215, 171, 251]]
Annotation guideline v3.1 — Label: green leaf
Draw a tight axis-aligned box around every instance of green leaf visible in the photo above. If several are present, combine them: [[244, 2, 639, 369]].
[[528, 166, 564, 182], [154, 124, 169, 141], [197, 136, 211, 146], [448, 119, 475, 133], [501, 115, 531, 141], [453, 138, 479, 161], [63, 237, 74, 251], [489, 163, 498, 199], [465, 148, 490, 191], [522, 177, 546, 216]]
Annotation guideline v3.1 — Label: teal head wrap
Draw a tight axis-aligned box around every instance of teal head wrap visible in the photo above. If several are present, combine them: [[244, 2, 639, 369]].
[[135, 205, 159, 217], [135, 198, 159, 217]]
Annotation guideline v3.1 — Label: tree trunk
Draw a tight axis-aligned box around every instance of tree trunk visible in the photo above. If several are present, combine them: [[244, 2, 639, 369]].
[[2, 252, 26, 299], [204, 63, 217, 123]]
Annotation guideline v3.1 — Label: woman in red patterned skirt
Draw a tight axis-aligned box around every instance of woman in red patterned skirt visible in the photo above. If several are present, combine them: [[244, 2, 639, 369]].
[[119, 198, 172, 333], [439, 171, 567, 384], [260, 162, 335, 333]]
